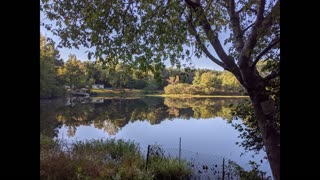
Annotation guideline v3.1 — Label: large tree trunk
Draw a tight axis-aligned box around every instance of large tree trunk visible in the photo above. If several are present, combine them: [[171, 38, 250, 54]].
[[236, 65, 280, 180], [247, 87, 280, 180]]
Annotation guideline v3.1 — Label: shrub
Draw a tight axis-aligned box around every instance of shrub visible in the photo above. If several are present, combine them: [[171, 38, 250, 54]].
[[203, 86, 215, 95], [149, 158, 191, 180], [164, 83, 191, 94], [41, 139, 145, 179], [147, 145, 191, 179], [185, 85, 203, 95]]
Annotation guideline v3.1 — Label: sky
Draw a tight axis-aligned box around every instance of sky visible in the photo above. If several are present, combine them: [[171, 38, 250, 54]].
[[40, 12, 230, 71]]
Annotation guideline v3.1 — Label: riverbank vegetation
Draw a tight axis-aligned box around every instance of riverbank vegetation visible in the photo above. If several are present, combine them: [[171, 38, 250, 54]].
[[40, 134, 267, 179], [40, 135, 191, 179]]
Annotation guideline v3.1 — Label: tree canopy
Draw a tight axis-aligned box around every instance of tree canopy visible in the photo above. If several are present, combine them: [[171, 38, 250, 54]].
[[41, 0, 279, 82], [40, 34, 65, 98]]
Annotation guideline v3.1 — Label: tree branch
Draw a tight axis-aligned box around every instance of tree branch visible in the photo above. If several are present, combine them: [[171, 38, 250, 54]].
[[185, 0, 243, 84], [257, 0, 280, 39], [251, 37, 280, 68], [148, 1, 167, 20], [237, 6, 257, 15], [242, 23, 255, 34], [184, 0, 229, 62], [239, 0, 266, 67], [226, 0, 244, 53], [187, 13, 226, 68], [264, 71, 279, 83], [204, 0, 213, 15]]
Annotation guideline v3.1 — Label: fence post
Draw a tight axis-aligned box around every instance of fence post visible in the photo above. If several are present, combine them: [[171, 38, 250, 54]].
[[179, 137, 181, 164], [145, 145, 150, 171], [222, 158, 225, 180]]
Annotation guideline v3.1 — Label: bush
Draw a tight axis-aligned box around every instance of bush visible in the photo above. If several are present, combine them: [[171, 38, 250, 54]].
[[40, 133, 57, 151], [149, 158, 191, 179], [41, 139, 146, 179], [202, 86, 214, 95], [226, 160, 270, 180], [40, 138, 191, 179], [127, 79, 147, 89], [41, 137, 267, 179], [144, 80, 160, 91], [164, 83, 243, 96], [135, 79, 148, 89], [185, 85, 203, 95], [147, 145, 191, 179], [164, 83, 191, 94]]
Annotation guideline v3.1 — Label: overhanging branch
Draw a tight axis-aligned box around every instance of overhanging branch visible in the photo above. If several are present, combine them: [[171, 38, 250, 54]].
[[187, 13, 226, 68], [184, 0, 229, 62], [226, 0, 244, 53], [239, 0, 266, 67], [184, 0, 243, 84], [251, 37, 280, 68], [257, 0, 280, 39], [242, 23, 255, 34]]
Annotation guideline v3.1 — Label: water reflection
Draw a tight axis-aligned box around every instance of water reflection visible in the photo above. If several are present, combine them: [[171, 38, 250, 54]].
[[41, 97, 241, 137], [40, 97, 271, 177]]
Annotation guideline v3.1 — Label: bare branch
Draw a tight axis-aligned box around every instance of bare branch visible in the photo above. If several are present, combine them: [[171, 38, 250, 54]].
[[251, 37, 280, 68], [242, 23, 255, 34], [226, 0, 244, 53], [187, 13, 226, 68]]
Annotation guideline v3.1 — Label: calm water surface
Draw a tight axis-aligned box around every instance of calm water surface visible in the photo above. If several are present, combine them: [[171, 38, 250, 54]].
[[40, 97, 272, 177]]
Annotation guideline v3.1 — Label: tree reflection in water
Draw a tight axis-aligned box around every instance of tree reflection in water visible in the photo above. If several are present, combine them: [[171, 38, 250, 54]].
[[40, 97, 242, 137]]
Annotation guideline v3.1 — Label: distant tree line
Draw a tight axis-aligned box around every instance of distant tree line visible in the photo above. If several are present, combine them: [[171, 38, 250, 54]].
[[41, 34, 243, 98]]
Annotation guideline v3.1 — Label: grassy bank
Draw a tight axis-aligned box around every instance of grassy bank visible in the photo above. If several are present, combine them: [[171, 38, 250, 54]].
[[40, 135, 269, 179], [40, 135, 191, 179], [148, 94, 249, 98], [90, 88, 162, 97], [90, 88, 248, 98]]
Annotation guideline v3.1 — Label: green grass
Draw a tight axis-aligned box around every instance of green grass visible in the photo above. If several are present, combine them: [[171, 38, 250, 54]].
[[40, 135, 191, 179], [148, 157, 191, 179], [40, 135, 267, 179]]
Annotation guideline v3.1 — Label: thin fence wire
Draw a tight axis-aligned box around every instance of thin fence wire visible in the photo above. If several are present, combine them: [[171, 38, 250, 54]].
[[147, 146, 240, 180], [144, 145, 271, 180]]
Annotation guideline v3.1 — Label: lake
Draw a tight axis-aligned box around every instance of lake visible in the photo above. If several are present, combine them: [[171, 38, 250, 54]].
[[40, 96, 272, 178]]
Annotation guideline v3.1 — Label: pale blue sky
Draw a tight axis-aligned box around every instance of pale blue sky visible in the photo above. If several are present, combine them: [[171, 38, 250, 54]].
[[40, 13, 231, 71]]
